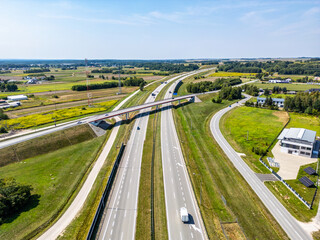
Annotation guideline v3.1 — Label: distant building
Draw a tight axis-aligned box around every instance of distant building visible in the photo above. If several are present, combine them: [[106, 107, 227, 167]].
[[314, 77, 320, 81], [287, 91, 296, 95], [257, 97, 285, 107], [306, 88, 320, 93], [7, 95, 28, 101], [278, 128, 317, 158], [268, 78, 291, 84]]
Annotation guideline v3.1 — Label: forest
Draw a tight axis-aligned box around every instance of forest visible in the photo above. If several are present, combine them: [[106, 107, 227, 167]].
[[186, 78, 242, 93]]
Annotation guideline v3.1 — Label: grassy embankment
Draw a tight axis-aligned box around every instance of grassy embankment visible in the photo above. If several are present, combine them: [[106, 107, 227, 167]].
[[0, 125, 108, 240], [265, 112, 320, 222], [57, 81, 164, 239], [220, 106, 289, 173], [173, 82, 288, 239], [0, 99, 117, 130]]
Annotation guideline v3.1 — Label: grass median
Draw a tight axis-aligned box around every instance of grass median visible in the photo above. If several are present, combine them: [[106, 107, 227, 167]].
[[173, 92, 289, 240]]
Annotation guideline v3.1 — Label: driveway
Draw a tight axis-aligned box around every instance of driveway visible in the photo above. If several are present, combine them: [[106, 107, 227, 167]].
[[272, 141, 318, 180]]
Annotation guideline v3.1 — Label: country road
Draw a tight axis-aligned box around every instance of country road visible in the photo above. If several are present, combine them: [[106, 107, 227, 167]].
[[210, 94, 312, 240]]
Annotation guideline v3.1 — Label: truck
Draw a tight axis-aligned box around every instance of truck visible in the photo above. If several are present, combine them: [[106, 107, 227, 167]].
[[180, 207, 189, 223]]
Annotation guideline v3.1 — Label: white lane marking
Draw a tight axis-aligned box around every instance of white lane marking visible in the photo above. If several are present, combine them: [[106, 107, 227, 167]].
[[180, 232, 183, 240], [124, 210, 127, 217], [127, 192, 130, 199], [121, 232, 124, 240], [112, 221, 115, 227], [191, 224, 202, 233], [176, 163, 183, 167], [173, 192, 176, 199], [191, 232, 194, 238], [110, 229, 113, 235]]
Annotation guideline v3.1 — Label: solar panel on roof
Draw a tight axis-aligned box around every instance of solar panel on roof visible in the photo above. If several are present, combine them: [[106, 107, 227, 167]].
[[299, 176, 314, 187], [304, 167, 317, 175]]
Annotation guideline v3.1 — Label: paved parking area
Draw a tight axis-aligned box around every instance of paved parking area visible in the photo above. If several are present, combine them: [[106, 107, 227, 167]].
[[272, 141, 318, 180]]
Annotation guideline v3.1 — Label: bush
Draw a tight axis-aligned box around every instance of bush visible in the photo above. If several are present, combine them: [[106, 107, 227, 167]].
[[0, 127, 7, 133], [0, 178, 33, 224]]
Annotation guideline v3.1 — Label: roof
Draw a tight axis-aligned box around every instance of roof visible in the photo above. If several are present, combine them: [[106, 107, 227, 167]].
[[257, 97, 284, 102], [278, 128, 316, 143]]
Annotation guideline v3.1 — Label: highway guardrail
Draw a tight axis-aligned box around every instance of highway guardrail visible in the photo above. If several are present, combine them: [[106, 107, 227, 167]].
[[86, 143, 126, 240]]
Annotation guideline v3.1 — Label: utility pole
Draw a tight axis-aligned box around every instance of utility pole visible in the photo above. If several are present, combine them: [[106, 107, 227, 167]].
[[85, 58, 92, 106], [118, 64, 122, 95]]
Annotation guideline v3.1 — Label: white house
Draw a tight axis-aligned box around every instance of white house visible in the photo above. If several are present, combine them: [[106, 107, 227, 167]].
[[257, 97, 285, 107], [268, 78, 291, 84], [7, 95, 28, 101], [278, 128, 317, 158]]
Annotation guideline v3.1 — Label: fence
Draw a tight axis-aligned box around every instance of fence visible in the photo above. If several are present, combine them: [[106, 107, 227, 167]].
[[259, 158, 311, 209], [86, 143, 126, 240]]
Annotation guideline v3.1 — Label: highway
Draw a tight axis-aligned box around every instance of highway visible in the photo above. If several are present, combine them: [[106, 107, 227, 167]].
[[161, 74, 207, 240], [96, 73, 189, 240], [210, 95, 312, 240], [0, 89, 194, 150]]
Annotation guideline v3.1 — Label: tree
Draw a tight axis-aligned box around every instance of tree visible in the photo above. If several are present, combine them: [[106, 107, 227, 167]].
[[139, 81, 145, 91]]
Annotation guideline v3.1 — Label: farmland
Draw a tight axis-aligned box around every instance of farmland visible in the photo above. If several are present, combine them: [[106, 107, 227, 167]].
[[0, 99, 117, 130], [250, 81, 320, 91]]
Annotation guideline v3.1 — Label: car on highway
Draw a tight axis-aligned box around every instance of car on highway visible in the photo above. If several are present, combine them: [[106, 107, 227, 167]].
[[229, 105, 231, 107], [137, 126, 140, 130], [105, 113, 108, 116], [169, 91, 172, 93], [77, 121, 82, 124], [180, 207, 189, 223]]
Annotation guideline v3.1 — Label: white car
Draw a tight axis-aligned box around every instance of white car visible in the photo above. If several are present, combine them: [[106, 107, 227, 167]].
[[180, 207, 189, 223]]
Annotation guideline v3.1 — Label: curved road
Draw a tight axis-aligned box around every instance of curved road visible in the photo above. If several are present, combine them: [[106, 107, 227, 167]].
[[210, 95, 311, 240]]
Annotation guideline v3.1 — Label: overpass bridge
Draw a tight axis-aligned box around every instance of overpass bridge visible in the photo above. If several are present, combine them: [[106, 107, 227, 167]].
[[87, 94, 196, 123]]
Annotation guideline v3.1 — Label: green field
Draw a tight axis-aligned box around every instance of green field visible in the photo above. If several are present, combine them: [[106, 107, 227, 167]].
[[288, 112, 320, 134], [209, 71, 256, 78], [220, 106, 289, 173], [1, 99, 117, 130], [0, 134, 106, 240], [250, 82, 320, 91], [173, 92, 288, 239]]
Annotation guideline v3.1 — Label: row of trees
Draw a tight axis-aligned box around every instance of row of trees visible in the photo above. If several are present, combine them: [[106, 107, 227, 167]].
[[272, 86, 287, 94], [219, 60, 320, 76], [219, 86, 242, 100], [284, 92, 320, 115], [0, 178, 33, 224], [71, 77, 145, 91], [24, 68, 50, 73], [243, 85, 259, 96], [186, 78, 242, 93], [0, 83, 18, 92]]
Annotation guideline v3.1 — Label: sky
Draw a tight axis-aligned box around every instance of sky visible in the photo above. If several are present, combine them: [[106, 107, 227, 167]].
[[0, 0, 319, 59]]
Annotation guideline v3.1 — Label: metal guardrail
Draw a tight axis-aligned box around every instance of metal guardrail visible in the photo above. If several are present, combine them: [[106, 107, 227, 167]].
[[259, 158, 311, 209], [86, 143, 126, 240]]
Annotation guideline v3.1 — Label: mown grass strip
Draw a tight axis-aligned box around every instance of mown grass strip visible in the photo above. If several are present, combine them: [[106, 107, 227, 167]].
[[173, 93, 289, 240]]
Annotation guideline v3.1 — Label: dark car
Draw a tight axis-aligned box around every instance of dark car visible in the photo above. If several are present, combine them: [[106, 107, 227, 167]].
[[137, 126, 140, 130]]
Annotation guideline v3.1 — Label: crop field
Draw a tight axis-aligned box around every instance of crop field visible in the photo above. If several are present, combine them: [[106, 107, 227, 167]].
[[173, 92, 288, 239], [250, 82, 320, 91], [220, 107, 289, 173], [0, 134, 106, 240], [209, 71, 256, 78], [1, 99, 117, 130]]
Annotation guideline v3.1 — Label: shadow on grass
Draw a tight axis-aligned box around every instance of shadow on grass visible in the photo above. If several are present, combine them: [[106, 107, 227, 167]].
[[1, 194, 41, 225]]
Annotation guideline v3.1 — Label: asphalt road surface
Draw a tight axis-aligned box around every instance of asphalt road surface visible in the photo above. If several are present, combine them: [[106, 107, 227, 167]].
[[96, 73, 189, 240], [161, 73, 207, 240], [210, 95, 312, 240]]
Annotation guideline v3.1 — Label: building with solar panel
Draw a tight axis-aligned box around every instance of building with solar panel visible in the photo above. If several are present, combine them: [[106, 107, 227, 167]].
[[278, 128, 317, 158]]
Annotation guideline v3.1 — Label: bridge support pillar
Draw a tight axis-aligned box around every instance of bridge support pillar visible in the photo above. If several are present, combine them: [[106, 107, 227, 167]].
[[156, 105, 159, 111], [178, 100, 181, 105], [125, 113, 129, 121]]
